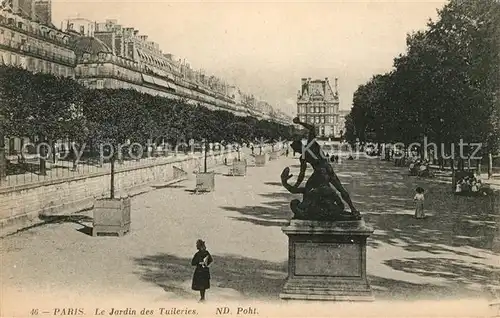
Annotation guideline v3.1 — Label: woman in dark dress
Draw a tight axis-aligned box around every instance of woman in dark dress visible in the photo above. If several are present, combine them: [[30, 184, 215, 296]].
[[191, 239, 213, 302]]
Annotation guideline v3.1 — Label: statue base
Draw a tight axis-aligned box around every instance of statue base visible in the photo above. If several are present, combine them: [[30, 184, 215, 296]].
[[280, 219, 374, 301]]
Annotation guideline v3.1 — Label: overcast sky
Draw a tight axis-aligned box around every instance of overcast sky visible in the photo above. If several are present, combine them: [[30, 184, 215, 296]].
[[52, 0, 446, 115]]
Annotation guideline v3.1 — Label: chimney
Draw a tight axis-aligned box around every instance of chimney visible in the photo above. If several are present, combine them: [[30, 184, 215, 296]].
[[301, 78, 307, 85], [334, 78, 338, 95], [325, 77, 329, 82]]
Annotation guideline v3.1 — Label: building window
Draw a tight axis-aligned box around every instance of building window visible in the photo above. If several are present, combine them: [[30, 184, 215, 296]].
[[321, 117, 325, 124], [97, 80, 104, 89]]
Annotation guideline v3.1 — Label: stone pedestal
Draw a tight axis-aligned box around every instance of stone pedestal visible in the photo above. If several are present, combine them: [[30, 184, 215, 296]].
[[0, 146, 5, 181], [280, 219, 374, 301], [255, 154, 266, 167], [231, 160, 247, 176], [93, 196, 131, 237], [196, 171, 215, 192]]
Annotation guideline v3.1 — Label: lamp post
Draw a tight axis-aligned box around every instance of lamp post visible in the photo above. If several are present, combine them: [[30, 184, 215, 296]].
[[0, 131, 5, 181], [0, 112, 5, 181]]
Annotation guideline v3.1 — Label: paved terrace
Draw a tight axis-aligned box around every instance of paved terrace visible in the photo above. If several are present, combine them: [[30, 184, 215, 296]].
[[0, 151, 214, 189], [1, 156, 498, 317]]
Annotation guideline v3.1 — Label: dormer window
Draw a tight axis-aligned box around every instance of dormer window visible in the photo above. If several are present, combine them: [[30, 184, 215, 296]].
[[83, 53, 90, 61]]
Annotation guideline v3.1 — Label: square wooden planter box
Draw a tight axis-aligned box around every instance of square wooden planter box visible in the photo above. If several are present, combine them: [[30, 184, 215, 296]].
[[231, 160, 247, 176], [93, 196, 131, 237], [270, 151, 280, 160], [255, 154, 266, 167], [196, 171, 215, 193]]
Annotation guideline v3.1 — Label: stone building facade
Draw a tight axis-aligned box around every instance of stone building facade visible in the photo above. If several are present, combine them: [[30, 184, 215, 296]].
[[296, 77, 340, 138], [0, 4, 292, 180], [338, 109, 350, 137]]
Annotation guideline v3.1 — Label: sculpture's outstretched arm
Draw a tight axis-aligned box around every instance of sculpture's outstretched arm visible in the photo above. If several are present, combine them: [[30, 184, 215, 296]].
[[281, 167, 305, 194]]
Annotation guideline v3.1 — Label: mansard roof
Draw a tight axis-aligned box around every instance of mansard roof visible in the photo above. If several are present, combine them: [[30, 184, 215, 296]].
[[71, 36, 111, 56]]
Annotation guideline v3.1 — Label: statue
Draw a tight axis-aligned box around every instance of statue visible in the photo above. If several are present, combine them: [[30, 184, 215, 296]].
[[281, 117, 360, 221]]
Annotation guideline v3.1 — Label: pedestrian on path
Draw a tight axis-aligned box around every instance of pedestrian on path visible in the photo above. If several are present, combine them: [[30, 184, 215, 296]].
[[191, 239, 213, 302], [414, 187, 426, 219]]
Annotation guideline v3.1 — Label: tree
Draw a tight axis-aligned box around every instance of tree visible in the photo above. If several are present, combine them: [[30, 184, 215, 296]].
[[0, 66, 87, 174], [0, 113, 5, 180]]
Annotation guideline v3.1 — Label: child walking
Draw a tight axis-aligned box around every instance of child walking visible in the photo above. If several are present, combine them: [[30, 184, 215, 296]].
[[414, 187, 426, 219], [191, 239, 213, 302]]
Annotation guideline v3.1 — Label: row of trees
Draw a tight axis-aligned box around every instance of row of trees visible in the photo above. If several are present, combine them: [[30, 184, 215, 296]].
[[0, 65, 298, 177], [345, 0, 500, 170]]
